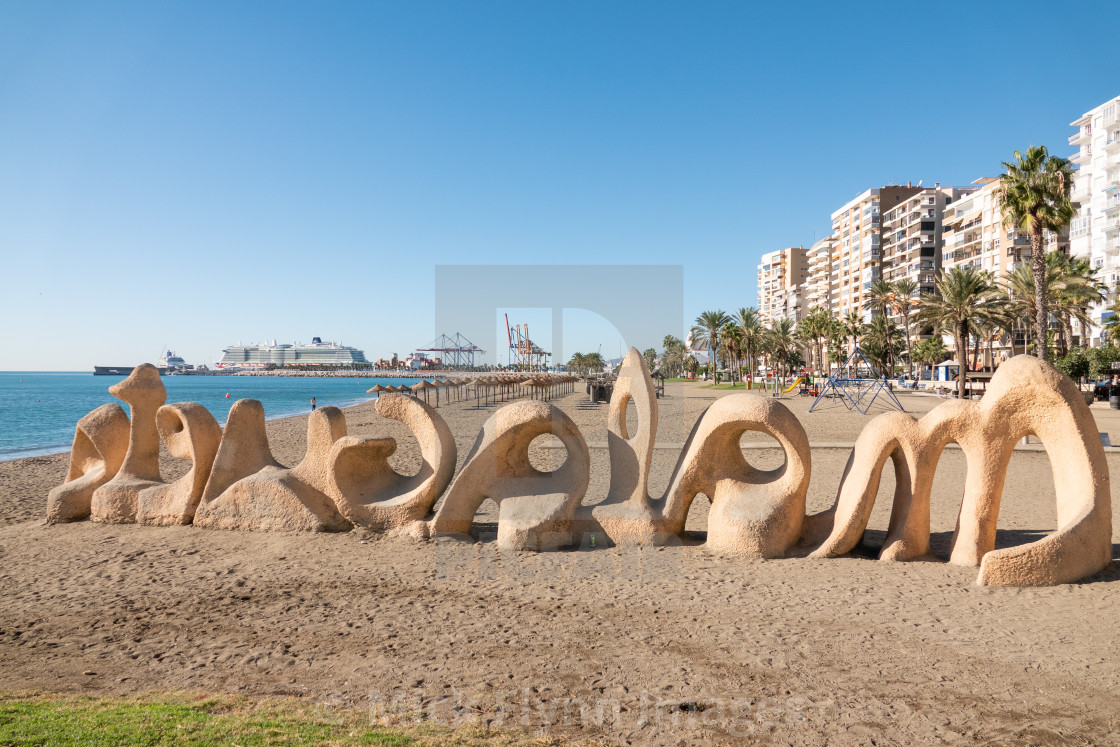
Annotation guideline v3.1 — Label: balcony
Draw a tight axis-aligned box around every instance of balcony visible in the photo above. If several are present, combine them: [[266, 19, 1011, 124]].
[[1069, 128, 1091, 146], [1106, 138, 1120, 154], [1070, 148, 1091, 165]]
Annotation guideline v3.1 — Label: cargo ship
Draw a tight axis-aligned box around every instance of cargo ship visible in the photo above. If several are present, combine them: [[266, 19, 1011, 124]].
[[93, 349, 192, 376]]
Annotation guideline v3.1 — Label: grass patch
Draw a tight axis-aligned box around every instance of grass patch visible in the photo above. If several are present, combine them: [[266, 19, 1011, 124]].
[[0, 691, 568, 746], [697, 382, 763, 390]]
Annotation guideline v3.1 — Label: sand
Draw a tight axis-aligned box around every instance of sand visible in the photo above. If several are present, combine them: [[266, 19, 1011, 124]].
[[0, 383, 1118, 744]]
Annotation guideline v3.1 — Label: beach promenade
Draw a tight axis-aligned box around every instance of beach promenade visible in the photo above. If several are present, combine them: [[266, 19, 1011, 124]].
[[1, 382, 1118, 743]]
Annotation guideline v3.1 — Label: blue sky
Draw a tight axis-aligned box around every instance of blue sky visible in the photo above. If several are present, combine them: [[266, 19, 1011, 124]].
[[1, 1, 1117, 369]]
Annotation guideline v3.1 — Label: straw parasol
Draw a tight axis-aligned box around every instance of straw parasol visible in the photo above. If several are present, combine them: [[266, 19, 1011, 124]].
[[466, 377, 484, 407], [366, 383, 388, 397], [411, 380, 433, 405]]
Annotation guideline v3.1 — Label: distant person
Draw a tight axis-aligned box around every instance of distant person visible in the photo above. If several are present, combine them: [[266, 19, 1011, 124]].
[[310, 396, 317, 411]]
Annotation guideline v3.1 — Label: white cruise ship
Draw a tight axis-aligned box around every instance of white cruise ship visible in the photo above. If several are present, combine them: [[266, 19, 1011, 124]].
[[215, 337, 369, 368]]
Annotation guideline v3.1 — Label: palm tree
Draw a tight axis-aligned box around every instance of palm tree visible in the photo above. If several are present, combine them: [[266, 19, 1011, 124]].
[[863, 278, 895, 318], [735, 307, 764, 388], [661, 335, 687, 377], [797, 307, 831, 375], [917, 267, 1005, 399], [891, 278, 920, 378], [1101, 282, 1120, 344], [999, 145, 1075, 362], [567, 352, 586, 374], [1004, 253, 1096, 357], [691, 310, 730, 374], [912, 336, 947, 380], [862, 315, 901, 376], [720, 322, 743, 384], [766, 318, 797, 383], [1059, 256, 1107, 351]]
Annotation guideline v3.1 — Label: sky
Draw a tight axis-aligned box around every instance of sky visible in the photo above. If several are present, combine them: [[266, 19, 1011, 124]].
[[1, 0, 1117, 370]]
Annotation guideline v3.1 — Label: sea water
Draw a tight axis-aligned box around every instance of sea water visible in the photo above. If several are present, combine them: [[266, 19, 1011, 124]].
[[0, 372, 420, 461]]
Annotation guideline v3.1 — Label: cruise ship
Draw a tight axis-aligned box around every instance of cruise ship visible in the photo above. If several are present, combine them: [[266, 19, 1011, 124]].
[[215, 337, 370, 368]]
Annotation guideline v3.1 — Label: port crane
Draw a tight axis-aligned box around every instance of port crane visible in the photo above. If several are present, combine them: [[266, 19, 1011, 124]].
[[504, 314, 550, 371]]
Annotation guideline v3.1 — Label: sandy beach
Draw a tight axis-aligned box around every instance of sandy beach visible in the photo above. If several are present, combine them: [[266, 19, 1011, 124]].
[[1, 382, 1118, 744]]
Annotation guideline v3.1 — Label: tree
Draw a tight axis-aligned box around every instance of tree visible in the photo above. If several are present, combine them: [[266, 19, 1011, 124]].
[[862, 315, 901, 376], [642, 347, 657, 373], [999, 145, 1075, 363], [917, 267, 1005, 399], [720, 323, 743, 384], [567, 352, 586, 374], [797, 307, 831, 374], [1101, 283, 1120, 345], [891, 278, 920, 379], [661, 335, 687, 377], [1005, 253, 1095, 357], [735, 307, 764, 387], [1054, 347, 1091, 386], [842, 310, 863, 356], [912, 336, 947, 379], [691, 310, 731, 373], [766, 318, 797, 382], [1059, 255, 1107, 352], [683, 354, 699, 378], [863, 278, 896, 318]]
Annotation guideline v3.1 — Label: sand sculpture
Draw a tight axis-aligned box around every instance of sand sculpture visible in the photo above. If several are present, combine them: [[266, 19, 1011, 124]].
[[46, 403, 131, 523], [47, 351, 1112, 586], [428, 400, 590, 550], [582, 349, 810, 557], [327, 394, 457, 531], [194, 407, 352, 532], [805, 355, 1112, 586], [661, 395, 810, 557], [136, 403, 223, 526], [90, 364, 167, 523], [195, 399, 281, 509]]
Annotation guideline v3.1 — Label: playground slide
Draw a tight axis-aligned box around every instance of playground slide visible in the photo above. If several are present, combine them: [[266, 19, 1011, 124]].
[[781, 376, 805, 395]]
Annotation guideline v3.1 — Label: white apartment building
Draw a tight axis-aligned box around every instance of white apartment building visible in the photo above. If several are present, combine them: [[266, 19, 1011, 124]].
[[1070, 94, 1120, 345], [756, 246, 808, 325], [803, 235, 834, 312]]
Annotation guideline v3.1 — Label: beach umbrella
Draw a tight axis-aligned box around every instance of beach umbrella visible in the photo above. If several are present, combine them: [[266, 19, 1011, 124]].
[[366, 384, 388, 397], [466, 377, 484, 407], [412, 380, 433, 405]]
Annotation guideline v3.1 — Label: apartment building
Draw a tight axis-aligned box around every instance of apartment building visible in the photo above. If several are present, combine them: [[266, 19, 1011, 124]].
[[941, 177, 1068, 279], [1070, 94, 1120, 345], [881, 185, 976, 297], [828, 186, 922, 320], [756, 246, 808, 325], [803, 235, 834, 312]]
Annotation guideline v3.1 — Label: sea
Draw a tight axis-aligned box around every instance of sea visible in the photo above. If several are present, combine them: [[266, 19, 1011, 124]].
[[0, 372, 421, 462]]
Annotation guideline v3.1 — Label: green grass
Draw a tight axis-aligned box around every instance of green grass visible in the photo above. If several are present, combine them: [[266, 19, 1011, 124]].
[[697, 382, 763, 390], [0, 691, 567, 746]]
